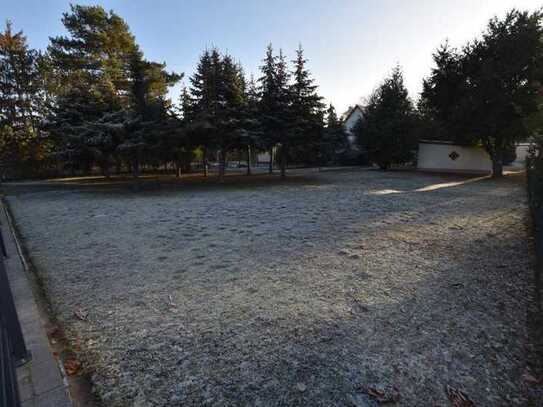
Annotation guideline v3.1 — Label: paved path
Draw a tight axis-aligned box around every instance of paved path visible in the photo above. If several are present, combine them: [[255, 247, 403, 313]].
[[1, 202, 71, 406]]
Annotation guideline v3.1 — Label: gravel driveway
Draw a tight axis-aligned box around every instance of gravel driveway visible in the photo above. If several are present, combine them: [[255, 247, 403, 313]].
[[4, 169, 537, 406]]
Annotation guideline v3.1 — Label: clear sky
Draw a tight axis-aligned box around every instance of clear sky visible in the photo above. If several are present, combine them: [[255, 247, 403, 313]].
[[2, 0, 540, 114]]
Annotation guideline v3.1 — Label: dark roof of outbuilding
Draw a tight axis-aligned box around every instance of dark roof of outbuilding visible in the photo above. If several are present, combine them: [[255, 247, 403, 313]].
[[341, 105, 364, 123], [419, 139, 476, 148]]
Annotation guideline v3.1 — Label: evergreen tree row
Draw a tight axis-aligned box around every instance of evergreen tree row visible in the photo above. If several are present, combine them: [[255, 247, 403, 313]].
[[0, 5, 347, 180]]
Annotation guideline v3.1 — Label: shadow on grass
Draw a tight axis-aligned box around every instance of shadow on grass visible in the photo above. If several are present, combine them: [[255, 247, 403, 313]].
[[2, 169, 536, 405]]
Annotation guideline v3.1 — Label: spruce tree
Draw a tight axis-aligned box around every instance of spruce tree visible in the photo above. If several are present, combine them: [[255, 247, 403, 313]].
[[258, 44, 291, 177], [243, 74, 263, 175], [188, 49, 216, 176], [354, 66, 417, 170], [275, 50, 292, 178], [321, 104, 347, 165], [48, 5, 180, 177], [188, 48, 254, 181], [258, 45, 278, 174], [0, 22, 46, 174], [422, 10, 543, 177], [47, 5, 140, 174], [289, 45, 325, 166]]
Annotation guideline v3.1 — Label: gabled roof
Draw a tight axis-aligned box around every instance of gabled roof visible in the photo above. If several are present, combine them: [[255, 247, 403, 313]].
[[341, 105, 364, 123], [419, 139, 476, 148]]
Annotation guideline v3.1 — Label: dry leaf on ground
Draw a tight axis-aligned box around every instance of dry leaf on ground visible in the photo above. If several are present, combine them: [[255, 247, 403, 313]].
[[359, 385, 400, 404], [74, 309, 89, 321], [523, 372, 542, 385], [64, 358, 82, 376], [446, 385, 475, 407]]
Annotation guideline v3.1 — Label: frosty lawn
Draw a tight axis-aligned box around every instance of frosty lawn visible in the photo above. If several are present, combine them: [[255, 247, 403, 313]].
[[5, 169, 535, 406]]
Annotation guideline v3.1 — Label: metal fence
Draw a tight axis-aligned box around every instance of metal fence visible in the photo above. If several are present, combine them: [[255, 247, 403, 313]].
[[527, 153, 543, 243], [0, 226, 29, 407]]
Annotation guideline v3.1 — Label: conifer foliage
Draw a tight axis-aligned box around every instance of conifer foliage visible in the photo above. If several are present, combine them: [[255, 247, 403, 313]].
[[354, 66, 418, 170], [420, 10, 543, 177], [0, 4, 335, 179], [0, 22, 48, 175], [46, 5, 181, 177]]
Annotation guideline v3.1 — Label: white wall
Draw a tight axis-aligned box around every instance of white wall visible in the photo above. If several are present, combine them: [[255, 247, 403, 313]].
[[257, 152, 270, 163], [343, 108, 363, 145], [417, 142, 492, 174], [515, 143, 531, 163], [344, 108, 363, 133]]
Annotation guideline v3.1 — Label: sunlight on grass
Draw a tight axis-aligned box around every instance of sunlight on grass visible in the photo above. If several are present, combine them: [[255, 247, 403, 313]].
[[368, 174, 492, 196], [414, 175, 489, 192]]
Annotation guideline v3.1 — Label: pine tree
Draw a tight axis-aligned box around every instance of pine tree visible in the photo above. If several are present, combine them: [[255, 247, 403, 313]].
[[121, 49, 181, 178], [47, 5, 140, 174], [179, 86, 193, 124], [258, 44, 291, 177], [48, 5, 180, 177], [422, 10, 543, 177], [275, 49, 292, 178], [258, 45, 277, 174], [289, 45, 325, 166], [188, 49, 217, 176], [216, 53, 243, 181], [243, 74, 263, 175], [187, 48, 255, 181], [0, 21, 46, 174], [419, 43, 468, 142], [354, 66, 417, 170], [321, 104, 347, 165]]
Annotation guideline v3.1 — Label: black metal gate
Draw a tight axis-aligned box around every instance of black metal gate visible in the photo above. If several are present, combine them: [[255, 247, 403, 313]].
[[0, 226, 29, 407]]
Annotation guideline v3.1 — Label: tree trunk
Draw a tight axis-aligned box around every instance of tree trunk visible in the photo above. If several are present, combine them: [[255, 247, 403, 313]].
[[102, 162, 110, 179], [133, 159, 140, 179], [492, 147, 504, 178], [218, 149, 226, 182], [280, 144, 287, 179], [492, 159, 504, 177], [203, 147, 208, 177], [268, 147, 273, 174], [246, 145, 252, 176], [176, 160, 181, 178]]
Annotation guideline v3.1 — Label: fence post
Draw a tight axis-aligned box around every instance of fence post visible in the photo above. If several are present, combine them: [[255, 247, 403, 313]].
[[0, 225, 7, 258]]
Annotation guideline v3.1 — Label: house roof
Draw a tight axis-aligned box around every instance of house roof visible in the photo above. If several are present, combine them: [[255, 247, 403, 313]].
[[341, 105, 364, 123], [419, 139, 476, 148]]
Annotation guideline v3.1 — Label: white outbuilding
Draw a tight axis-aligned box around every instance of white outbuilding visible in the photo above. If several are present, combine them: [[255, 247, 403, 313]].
[[417, 140, 492, 175], [342, 105, 364, 146]]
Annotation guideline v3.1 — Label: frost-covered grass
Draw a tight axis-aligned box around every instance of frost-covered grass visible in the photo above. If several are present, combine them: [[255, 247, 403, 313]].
[[5, 169, 535, 406]]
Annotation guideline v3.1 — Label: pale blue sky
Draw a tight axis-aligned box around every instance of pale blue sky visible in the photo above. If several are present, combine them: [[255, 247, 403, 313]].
[[2, 0, 540, 113]]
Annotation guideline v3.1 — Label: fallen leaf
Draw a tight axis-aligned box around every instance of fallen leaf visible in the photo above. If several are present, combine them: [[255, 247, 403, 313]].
[[74, 309, 89, 321], [523, 372, 542, 384], [359, 385, 400, 404], [167, 294, 177, 307], [296, 382, 307, 392], [446, 385, 475, 407], [64, 358, 81, 376], [47, 326, 63, 340]]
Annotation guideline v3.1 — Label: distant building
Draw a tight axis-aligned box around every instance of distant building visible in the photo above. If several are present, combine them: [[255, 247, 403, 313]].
[[515, 142, 531, 163], [417, 140, 492, 174], [342, 105, 364, 147]]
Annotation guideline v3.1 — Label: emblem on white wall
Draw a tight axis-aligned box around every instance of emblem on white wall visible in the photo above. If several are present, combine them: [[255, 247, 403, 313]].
[[449, 151, 460, 161]]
